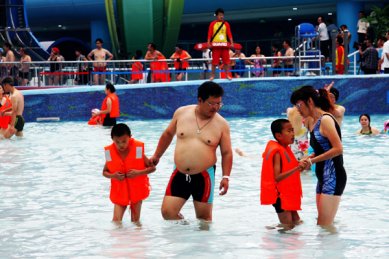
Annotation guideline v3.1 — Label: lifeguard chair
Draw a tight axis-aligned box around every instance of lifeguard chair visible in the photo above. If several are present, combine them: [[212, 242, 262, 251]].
[[295, 23, 321, 76]]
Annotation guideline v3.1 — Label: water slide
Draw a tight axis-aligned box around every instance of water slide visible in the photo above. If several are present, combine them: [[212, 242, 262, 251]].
[[105, 0, 119, 57], [1, 0, 49, 60], [115, 0, 184, 56]]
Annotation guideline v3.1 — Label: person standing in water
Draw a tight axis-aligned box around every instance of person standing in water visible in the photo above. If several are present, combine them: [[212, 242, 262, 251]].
[[150, 81, 233, 221], [291, 85, 347, 227]]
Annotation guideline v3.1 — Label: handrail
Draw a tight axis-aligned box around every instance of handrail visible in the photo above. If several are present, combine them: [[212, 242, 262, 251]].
[[0, 55, 327, 65], [347, 50, 359, 75], [0, 54, 381, 87]]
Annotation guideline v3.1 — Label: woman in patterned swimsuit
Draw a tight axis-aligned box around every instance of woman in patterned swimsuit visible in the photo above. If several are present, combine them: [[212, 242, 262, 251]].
[[291, 86, 347, 227]]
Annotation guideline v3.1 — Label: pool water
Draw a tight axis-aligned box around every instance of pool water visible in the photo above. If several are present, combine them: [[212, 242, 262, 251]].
[[1, 115, 388, 258]]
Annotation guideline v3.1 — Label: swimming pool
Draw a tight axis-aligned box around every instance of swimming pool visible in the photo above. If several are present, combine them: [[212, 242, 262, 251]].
[[1, 115, 388, 258]]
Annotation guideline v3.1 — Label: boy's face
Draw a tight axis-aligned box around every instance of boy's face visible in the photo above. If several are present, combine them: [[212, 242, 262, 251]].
[[112, 135, 130, 152], [277, 122, 295, 145], [3, 83, 11, 92]]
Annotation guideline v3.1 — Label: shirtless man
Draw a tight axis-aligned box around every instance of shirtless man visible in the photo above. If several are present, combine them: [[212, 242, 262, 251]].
[[150, 81, 233, 221], [1, 77, 24, 138], [324, 82, 346, 126], [283, 40, 294, 76], [19, 48, 32, 86], [3, 42, 16, 78], [88, 38, 113, 85], [145, 43, 170, 82]]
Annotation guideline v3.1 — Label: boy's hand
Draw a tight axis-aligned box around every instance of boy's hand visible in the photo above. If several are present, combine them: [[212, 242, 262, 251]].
[[299, 158, 310, 170], [113, 172, 125, 181], [126, 170, 139, 178]]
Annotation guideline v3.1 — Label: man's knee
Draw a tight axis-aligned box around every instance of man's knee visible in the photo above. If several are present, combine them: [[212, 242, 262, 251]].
[[161, 206, 175, 220]]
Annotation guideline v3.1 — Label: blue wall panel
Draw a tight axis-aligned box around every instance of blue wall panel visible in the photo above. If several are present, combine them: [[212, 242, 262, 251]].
[[22, 76, 389, 122]]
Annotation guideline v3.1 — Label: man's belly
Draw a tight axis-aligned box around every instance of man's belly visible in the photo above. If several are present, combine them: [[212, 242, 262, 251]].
[[174, 142, 217, 174]]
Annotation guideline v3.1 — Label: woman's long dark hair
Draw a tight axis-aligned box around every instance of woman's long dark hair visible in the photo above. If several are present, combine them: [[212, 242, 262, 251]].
[[290, 85, 333, 112]]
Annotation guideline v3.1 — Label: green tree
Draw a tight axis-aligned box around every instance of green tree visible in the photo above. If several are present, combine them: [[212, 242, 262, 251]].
[[367, 4, 389, 38]]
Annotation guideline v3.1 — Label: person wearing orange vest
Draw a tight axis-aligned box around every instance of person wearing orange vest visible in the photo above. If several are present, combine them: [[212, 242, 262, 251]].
[[260, 119, 304, 229], [170, 45, 192, 81], [145, 43, 170, 83], [130, 50, 144, 84], [0, 85, 12, 133], [335, 37, 345, 75], [207, 8, 234, 81], [103, 123, 156, 222], [89, 83, 120, 126]]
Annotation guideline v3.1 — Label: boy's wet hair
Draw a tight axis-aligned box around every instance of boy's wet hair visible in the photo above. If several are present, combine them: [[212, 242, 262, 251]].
[[111, 123, 131, 138], [271, 119, 290, 140], [2, 77, 14, 86], [198, 81, 224, 101]]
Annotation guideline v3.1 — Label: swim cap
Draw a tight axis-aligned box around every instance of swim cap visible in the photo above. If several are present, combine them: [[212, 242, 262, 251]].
[[52, 47, 60, 54]]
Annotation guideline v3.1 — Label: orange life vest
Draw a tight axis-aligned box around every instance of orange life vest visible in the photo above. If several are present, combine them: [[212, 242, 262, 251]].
[[171, 50, 190, 69], [0, 96, 12, 129], [131, 61, 143, 80], [105, 138, 150, 206], [260, 140, 302, 211], [102, 93, 120, 118]]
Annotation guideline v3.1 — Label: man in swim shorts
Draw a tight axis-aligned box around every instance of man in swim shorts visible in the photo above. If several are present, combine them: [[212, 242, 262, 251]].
[[150, 81, 233, 221], [1, 77, 24, 138], [87, 38, 114, 85]]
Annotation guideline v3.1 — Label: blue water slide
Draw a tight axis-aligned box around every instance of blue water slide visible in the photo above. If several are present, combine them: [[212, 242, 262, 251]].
[[4, 0, 49, 60]]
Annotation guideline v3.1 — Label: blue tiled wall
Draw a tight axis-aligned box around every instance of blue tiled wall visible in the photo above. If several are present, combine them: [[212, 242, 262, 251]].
[[22, 76, 389, 122]]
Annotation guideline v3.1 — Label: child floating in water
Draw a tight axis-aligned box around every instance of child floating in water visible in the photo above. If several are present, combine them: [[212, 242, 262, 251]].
[[260, 119, 304, 229], [102, 123, 156, 223]]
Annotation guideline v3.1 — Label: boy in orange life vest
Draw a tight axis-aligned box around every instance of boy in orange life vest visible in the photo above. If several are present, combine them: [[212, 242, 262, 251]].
[[260, 119, 304, 229], [103, 123, 156, 222]]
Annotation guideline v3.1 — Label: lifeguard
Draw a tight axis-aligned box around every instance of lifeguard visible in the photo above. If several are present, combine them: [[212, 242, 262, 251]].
[[207, 8, 234, 80]]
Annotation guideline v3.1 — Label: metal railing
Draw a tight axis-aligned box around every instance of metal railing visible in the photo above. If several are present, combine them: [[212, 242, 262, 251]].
[[0, 54, 377, 87]]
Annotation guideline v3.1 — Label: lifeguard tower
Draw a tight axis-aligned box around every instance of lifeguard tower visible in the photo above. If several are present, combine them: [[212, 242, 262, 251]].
[[294, 23, 322, 76]]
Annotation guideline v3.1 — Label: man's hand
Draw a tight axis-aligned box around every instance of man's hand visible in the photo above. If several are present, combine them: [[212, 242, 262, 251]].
[[219, 178, 229, 195], [149, 155, 160, 166]]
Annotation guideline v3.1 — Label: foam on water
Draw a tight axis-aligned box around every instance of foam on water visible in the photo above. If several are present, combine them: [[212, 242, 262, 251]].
[[0, 115, 388, 258]]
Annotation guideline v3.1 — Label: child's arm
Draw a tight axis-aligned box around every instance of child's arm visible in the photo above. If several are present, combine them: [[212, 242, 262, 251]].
[[125, 155, 156, 178], [102, 163, 125, 181], [273, 152, 302, 182], [125, 166, 156, 178]]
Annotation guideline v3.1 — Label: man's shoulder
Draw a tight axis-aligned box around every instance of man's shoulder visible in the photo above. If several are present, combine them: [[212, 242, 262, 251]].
[[178, 104, 195, 110], [215, 113, 230, 127]]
